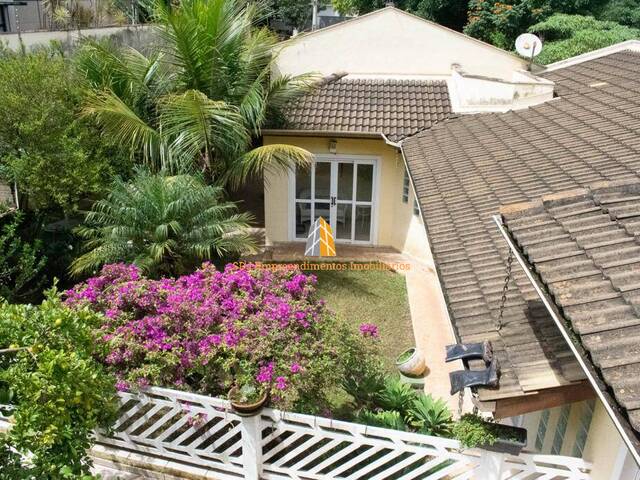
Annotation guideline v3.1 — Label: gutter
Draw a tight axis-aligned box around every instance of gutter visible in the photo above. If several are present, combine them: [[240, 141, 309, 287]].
[[493, 214, 640, 467], [262, 129, 402, 149]]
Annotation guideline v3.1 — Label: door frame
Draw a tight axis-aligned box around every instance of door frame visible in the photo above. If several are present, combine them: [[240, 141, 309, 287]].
[[287, 154, 381, 245]]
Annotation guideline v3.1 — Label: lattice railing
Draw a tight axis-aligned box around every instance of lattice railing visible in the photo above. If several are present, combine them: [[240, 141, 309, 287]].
[[95, 387, 245, 480], [260, 408, 478, 479], [2, 386, 593, 480]]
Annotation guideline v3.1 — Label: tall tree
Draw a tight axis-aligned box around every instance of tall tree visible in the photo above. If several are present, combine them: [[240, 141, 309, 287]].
[[331, 0, 469, 31], [464, 0, 609, 49], [0, 51, 128, 214], [77, 0, 313, 188], [530, 13, 640, 63]]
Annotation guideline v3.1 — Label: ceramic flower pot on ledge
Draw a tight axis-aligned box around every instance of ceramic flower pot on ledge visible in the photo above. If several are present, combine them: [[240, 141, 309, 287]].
[[395, 347, 426, 377], [228, 386, 268, 417]]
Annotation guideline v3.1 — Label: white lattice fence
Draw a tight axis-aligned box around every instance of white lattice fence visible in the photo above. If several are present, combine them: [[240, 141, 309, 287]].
[[95, 387, 245, 480], [259, 409, 478, 480], [2, 386, 593, 480]]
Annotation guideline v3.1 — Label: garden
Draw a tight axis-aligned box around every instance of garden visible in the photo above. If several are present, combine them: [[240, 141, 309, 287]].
[[0, 0, 522, 477]]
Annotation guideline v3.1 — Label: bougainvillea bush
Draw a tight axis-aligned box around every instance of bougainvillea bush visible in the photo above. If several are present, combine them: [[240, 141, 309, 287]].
[[65, 263, 380, 412]]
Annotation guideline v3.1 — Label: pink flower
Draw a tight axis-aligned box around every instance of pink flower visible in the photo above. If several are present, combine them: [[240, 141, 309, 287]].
[[359, 323, 379, 338], [275, 376, 287, 390], [290, 363, 302, 374]]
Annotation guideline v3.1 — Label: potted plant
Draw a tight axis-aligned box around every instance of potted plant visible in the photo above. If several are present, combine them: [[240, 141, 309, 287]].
[[396, 347, 426, 377], [453, 413, 527, 455], [228, 380, 268, 416]]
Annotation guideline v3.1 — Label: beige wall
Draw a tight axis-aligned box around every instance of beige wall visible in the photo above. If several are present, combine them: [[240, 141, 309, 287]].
[[274, 8, 526, 80], [516, 400, 636, 480], [262, 135, 431, 261]]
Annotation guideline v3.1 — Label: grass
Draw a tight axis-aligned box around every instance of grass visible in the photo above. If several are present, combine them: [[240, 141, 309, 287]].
[[303, 265, 414, 369]]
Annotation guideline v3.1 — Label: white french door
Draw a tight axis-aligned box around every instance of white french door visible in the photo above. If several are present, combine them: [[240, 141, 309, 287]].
[[292, 156, 377, 244]]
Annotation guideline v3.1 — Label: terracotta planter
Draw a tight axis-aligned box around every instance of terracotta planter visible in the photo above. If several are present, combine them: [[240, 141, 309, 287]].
[[395, 347, 426, 376], [228, 387, 268, 417]]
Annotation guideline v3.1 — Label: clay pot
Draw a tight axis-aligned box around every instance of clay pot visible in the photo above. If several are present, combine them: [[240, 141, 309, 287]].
[[395, 347, 426, 376]]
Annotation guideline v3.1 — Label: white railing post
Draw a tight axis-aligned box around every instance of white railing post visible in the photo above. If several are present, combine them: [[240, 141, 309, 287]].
[[240, 415, 263, 479], [476, 450, 505, 480]]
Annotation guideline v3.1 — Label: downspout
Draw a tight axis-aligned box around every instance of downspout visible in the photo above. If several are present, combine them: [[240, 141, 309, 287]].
[[493, 214, 640, 467]]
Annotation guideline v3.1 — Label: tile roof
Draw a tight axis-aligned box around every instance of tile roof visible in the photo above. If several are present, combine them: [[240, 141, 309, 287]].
[[281, 77, 451, 142], [401, 50, 640, 402], [501, 180, 640, 436]]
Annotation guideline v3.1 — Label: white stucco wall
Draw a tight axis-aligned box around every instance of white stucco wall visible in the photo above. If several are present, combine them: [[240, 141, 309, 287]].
[[273, 7, 527, 80]]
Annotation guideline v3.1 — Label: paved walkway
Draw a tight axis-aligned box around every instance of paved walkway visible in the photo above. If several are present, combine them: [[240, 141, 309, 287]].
[[252, 243, 472, 415]]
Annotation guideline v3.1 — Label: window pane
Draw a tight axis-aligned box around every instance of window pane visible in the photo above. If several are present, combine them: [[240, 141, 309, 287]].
[[356, 164, 373, 202], [535, 410, 550, 451], [315, 162, 331, 200], [354, 205, 371, 241], [337, 163, 353, 201], [314, 202, 331, 224], [551, 406, 570, 455], [295, 166, 311, 200], [402, 170, 410, 203], [335, 204, 352, 240], [295, 202, 311, 238]]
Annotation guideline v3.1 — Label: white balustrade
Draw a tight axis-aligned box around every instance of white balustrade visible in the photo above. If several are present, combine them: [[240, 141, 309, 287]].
[[89, 386, 593, 480]]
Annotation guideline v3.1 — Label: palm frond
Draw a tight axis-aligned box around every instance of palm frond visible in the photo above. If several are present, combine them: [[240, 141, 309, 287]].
[[158, 90, 248, 168], [227, 144, 312, 188], [83, 89, 169, 169]]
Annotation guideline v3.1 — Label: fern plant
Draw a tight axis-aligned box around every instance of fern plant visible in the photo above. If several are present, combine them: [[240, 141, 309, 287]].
[[71, 170, 257, 277]]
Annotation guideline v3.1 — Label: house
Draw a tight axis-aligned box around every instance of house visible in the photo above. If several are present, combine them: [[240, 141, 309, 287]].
[[264, 6, 550, 259], [402, 43, 640, 478], [498, 181, 640, 477], [262, 5, 640, 477]]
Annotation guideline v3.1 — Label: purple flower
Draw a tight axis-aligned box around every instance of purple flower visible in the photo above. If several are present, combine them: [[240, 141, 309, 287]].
[[359, 323, 379, 338], [275, 376, 288, 390], [256, 362, 274, 383], [115, 380, 129, 392], [290, 363, 302, 374]]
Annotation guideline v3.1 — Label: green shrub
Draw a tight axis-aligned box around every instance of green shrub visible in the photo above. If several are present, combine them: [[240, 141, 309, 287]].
[[0, 212, 46, 303], [0, 51, 129, 214], [452, 413, 498, 448], [0, 289, 118, 478], [375, 376, 417, 413], [530, 14, 640, 63], [406, 394, 453, 436], [71, 170, 257, 277], [356, 410, 406, 431]]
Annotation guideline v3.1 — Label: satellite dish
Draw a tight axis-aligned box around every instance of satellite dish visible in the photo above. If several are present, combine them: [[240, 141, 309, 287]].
[[515, 33, 543, 59]]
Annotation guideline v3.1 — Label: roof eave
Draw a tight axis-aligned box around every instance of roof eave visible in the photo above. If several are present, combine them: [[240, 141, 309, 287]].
[[262, 129, 401, 147], [494, 214, 640, 465]]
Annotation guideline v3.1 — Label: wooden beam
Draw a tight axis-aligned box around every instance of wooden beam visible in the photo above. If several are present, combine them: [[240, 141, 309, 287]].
[[494, 382, 596, 418]]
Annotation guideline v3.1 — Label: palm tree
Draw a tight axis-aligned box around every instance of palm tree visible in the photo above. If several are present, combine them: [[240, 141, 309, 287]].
[[76, 0, 313, 187], [70, 170, 257, 277]]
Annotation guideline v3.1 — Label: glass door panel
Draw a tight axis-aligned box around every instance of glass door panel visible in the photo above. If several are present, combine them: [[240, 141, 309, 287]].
[[356, 164, 373, 202], [295, 166, 312, 199], [335, 203, 352, 240], [314, 162, 331, 200], [293, 158, 375, 244], [354, 205, 372, 241], [314, 202, 331, 225], [337, 163, 354, 201], [294, 165, 312, 239]]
